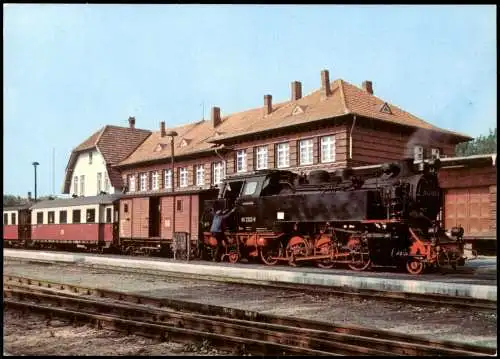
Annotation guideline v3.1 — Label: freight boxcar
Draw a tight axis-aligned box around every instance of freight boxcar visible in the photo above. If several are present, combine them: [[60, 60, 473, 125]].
[[118, 188, 218, 256]]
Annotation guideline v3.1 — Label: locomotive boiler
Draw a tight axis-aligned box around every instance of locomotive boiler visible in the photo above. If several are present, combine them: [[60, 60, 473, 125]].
[[201, 158, 466, 274]]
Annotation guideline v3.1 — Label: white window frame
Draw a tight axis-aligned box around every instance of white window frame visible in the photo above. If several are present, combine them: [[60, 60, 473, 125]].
[[140, 173, 148, 191], [414, 145, 424, 162], [151, 171, 159, 191], [320, 136, 336, 163], [299, 139, 313, 165], [104, 174, 110, 192], [97, 172, 102, 194], [80, 175, 85, 196], [129, 175, 136, 192], [236, 149, 247, 173], [179, 168, 188, 188], [88, 151, 93, 164], [276, 142, 290, 168], [256, 146, 268, 170], [431, 148, 440, 160], [164, 169, 172, 189], [196, 165, 204, 186], [212, 162, 225, 185], [73, 176, 79, 195]]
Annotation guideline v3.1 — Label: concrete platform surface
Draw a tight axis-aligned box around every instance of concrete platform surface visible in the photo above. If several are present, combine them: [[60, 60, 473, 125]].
[[4, 249, 497, 301]]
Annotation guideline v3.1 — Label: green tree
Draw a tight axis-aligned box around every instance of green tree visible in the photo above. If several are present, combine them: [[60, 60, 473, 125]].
[[455, 127, 497, 156]]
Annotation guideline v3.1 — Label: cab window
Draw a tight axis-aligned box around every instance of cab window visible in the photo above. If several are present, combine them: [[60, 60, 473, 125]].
[[242, 181, 258, 196]]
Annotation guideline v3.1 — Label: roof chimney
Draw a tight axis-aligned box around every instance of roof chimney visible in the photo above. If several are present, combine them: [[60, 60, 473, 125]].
[[211, 106, 221, 127], [128, 116, 136, 129], [291, 81, 302, 101], [321, 69, 331, 98], [263, 94, 272, 115], [362, 81, 373, 95], [160, 121, 166, 137]]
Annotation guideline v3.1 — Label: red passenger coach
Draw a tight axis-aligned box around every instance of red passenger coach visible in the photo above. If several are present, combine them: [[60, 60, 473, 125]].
[[29, 194, 121, 251], [3, 205, 31, 247]]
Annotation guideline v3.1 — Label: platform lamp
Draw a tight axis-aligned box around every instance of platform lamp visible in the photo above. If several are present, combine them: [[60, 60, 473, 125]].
[[32, 161, 40, 202]]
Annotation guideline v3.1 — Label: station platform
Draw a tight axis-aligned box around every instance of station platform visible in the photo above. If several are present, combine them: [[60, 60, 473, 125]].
[[3, 249, 497, 301]]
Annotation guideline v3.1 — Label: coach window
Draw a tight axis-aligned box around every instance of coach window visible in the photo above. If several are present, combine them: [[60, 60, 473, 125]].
[[106, 208, 112, 223], [73, 210, 81, 224], [59, 210, 67, 224], [124, 204, 129, 213], [48, 211, 55, 224], [86, 209, 96, 223], [4, 213, 8, 225], [11, 213, 16, 225], [176, 199, 183, 212], [37, 212, 44, 224]]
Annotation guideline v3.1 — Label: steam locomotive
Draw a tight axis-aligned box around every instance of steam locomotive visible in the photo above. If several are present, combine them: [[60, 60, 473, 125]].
[[202, 158, 466, 274]]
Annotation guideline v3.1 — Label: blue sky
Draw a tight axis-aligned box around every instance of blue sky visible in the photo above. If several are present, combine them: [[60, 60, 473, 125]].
[[3, 5, 496, 197]]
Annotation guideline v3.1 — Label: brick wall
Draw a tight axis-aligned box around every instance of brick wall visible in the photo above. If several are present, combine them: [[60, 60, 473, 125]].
[[438, 166, 497, 189]]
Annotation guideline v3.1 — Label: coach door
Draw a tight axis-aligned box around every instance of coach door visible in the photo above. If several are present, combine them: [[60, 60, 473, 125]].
[[149, 196, 161, 238]]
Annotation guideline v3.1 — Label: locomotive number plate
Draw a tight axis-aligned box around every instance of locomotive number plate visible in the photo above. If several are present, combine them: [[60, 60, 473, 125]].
[[241, 217, 256, 223]]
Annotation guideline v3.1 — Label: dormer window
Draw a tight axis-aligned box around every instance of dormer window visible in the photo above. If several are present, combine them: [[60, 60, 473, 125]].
[[179, 139, 189, 148], [380, 102, 392, 115], [292, 105, 305, 116]]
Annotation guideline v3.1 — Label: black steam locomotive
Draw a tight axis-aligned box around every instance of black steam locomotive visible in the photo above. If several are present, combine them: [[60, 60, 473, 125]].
[[202, 158, 465, 274]]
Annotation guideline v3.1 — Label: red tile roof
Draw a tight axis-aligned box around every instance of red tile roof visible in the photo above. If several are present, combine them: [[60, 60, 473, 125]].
[[117, 78, 472, 167], [62, 125, 151, 193]]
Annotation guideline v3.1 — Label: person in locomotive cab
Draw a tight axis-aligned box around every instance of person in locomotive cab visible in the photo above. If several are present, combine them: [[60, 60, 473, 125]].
[[210, 206, 237, 262]]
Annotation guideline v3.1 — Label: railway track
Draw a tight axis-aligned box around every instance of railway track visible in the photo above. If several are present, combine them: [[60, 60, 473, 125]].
[[4, 254, 497, 311], [3, 275, 496, 356]]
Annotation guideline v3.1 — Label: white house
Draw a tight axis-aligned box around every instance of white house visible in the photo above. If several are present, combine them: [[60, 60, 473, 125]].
[[62, 117, 151, 197]]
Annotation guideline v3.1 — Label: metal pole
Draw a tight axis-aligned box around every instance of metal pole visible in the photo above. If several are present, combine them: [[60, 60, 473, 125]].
[[32, 162, 39, 202]]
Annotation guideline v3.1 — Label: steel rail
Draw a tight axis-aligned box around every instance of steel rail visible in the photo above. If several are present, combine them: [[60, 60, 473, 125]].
[[3, 275, 496, 356], [4, 256, 496, 310]]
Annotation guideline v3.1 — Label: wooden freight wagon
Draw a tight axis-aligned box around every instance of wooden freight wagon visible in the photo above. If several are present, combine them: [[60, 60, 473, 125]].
[[118, 188, 218, 256]]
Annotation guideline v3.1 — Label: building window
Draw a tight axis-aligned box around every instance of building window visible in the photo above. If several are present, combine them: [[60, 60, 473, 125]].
[[104, 174, 110, 192], [11, 213, 16, 225], [236, 150, 247, 173], [151, 171, 159, 191], [212, 162, 225, 185], [73, 176, 79, 195], [256, 146, 268, 170], [37, 212, 44, 224], [139, 173, 148, 191], [195, 165, 204, 186], [164, 169, 172, 189], [179, 168, 188, 188], [4, 213, 8, 225], [97, 172, 102, 194], [59, 210, 67, 224], [128, 175, 136, 192], [177, 199, 183, 212], [89, 151, 93, 164], [80, 175, 85, 196], [276, 143, 290, 168], [414, 145, 424, 162], [86, 209, 96, 223], [106, 208, 112, 223], [320, 136, 336, 163], [299, 139, 313, 165], [48, 211, 55, 224], [431, 148, 440, 160], [73, 210, 81, 224]]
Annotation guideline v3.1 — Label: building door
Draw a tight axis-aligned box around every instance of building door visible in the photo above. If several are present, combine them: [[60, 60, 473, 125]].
[[149, 197, 161, 237], [445, 187, 491, 236]]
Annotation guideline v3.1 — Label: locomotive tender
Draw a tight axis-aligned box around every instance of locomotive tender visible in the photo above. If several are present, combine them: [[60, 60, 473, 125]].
[[202, 158, 466, 274]]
